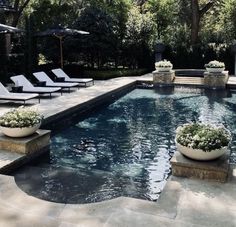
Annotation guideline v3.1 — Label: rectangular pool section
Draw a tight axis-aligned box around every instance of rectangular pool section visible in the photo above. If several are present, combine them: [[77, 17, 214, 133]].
[[14, 87, 236, 204]]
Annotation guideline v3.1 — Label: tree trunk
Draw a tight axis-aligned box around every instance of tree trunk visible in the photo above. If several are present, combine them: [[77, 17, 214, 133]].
[[191, 0, 200, 45], [11, 0, 31, 26], [190, 0, 216, 45]]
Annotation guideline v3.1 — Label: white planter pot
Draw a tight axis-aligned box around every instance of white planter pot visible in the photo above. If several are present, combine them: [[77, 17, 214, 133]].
[[206, 67, 225, 73], [156, 66, 172, 72], [175, 139, 227, 161], [0, 123, 41, 138]]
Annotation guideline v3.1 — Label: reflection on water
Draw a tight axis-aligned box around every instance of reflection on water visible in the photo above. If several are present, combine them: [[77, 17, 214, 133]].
[[14, 88, 236, 204]]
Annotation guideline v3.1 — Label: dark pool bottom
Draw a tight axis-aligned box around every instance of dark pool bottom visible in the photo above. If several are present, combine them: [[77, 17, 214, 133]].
[[13, 87, 236, 204]]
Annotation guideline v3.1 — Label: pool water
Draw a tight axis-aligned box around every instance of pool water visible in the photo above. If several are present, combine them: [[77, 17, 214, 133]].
[[14, 87, 236, 204]]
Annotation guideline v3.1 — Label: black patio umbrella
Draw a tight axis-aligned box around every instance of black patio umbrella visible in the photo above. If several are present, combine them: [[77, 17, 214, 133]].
[[37, 26, 89, 68], [0, 23, 24, 34]]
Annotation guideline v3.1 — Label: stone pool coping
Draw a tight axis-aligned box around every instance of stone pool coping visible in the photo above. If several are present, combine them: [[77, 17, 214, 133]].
[[0, 74, 236, 226]]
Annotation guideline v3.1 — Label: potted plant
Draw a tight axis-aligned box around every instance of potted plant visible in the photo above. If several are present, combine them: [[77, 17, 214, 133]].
[[175, 123, 231, 161], [155, 60, 173, 72], [205, 60, 225, 73], [0, 107, 43, 138]]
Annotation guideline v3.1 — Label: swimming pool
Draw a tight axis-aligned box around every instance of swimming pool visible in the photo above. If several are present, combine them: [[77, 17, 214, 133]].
[[14, 87, 236, 204]]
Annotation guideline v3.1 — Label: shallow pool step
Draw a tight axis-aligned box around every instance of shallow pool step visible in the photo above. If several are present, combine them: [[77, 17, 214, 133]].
[[13, 164, 148, 204], [14, 164, 113, 183], [14, 165, 116, 203]]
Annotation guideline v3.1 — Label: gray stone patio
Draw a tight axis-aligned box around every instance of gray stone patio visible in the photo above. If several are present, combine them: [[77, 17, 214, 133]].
[[0, 75, 236, 226], [0, 169, 236, 226]]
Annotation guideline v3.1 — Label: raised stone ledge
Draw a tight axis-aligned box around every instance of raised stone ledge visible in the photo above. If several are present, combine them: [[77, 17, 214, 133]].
[[0, 129, 50, 154], [204, 71, 229, 89], [153, 70, 175, 86], [171, 151, 229, 183]]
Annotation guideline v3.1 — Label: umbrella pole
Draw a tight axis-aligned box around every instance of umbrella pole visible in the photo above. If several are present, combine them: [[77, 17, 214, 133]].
[[59, 36, 63, 69], [55, 35, 64, 68]]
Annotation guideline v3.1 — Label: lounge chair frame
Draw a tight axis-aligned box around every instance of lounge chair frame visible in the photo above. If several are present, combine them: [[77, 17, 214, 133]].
[[0, 82, 39, 105]]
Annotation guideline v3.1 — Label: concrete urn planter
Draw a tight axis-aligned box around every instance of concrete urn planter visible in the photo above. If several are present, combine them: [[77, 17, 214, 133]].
[[175, 139, 227, 161], [0, 123, 41, 138], [155, 66, 172, 72], [206, 67, 225, 73]]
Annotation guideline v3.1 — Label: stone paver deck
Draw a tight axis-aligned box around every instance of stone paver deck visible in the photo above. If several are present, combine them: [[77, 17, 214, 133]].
[[0, 167, 236, 226], [0, 150, 23, 170], [0, 75, 236, 226]]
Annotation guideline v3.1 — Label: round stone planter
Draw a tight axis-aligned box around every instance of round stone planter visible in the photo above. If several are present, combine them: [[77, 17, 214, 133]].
[[175, 140, 228, 161], [206, 67, 225, 73], [155, 66, 172, 72], [0, 123, 41, 138]]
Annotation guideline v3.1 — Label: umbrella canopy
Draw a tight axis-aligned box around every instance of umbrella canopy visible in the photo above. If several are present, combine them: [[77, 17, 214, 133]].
[[37, 28, 89, 37], [0, 23, 24, 34], [36, 26, 89, 68]]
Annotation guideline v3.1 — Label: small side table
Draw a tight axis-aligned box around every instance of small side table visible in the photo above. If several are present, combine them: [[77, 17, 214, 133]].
[[11, 86, 23, 93], [35, 81, 46, 87], [55, 77, 65, 82]]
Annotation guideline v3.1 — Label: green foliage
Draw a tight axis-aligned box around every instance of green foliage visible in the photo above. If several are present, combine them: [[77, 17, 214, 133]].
[[199, 1, 225, 43], [145, 0, 176, 39], [177, 0, 191, 25], [30, 0, 77, 31], [26, 0, 79, 66], [70, 0, 132, 69], [219, 0, 236, 42], [176, 123, 231, 152], [123, 5, 155, 68], [125, 6, 155, 46], [84, 68, 149, 80], [3, 0, 236, 73], [74, 5, 118, 68]]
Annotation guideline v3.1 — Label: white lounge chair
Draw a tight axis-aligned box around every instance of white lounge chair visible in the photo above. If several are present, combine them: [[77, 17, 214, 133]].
[[33, 71, 79, 92], [51, 68, 94, 87], [0, 82, 39, 104], [11, 75, 62, 98]]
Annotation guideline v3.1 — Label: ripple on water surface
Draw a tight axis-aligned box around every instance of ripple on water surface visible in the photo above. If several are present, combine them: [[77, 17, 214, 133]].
[[14, 88, 236, 203]]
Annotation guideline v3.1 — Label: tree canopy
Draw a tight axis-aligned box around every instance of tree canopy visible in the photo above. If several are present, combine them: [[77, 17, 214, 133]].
[[0, 0, 236, 72]]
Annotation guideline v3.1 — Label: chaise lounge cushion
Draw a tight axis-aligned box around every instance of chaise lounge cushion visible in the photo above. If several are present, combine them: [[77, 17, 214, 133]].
[[0, 82, 38, 102], [11, 75, 61, 93], [51, 68, 94, 86], [33, 72, 79, 88]]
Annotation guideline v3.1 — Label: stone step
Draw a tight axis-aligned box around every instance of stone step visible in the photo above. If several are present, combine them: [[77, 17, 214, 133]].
[[13, 164, 137, 204], [0, 129, 51, 174], [174, 77, 204, 86]]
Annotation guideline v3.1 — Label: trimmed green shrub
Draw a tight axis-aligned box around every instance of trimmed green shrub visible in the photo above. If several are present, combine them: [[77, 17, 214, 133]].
[[83, 69, 149, 80]]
